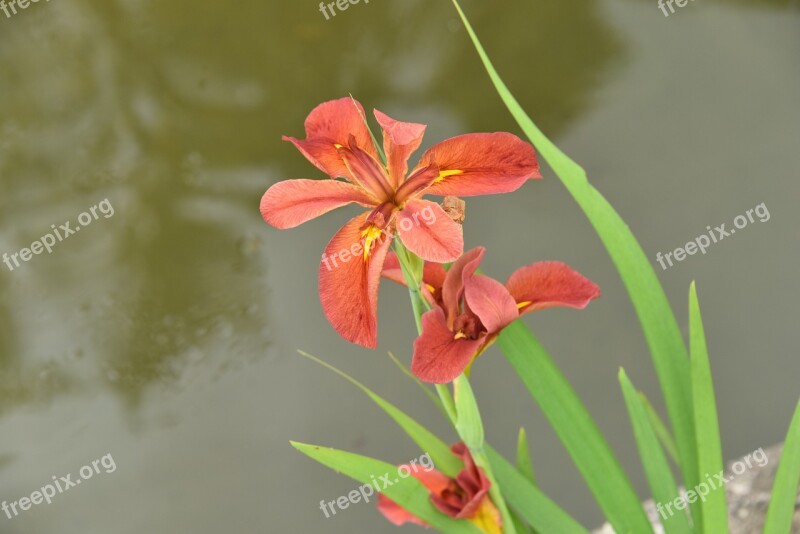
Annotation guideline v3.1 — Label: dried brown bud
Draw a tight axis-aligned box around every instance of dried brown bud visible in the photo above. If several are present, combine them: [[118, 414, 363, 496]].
[[441, 196, 466, 224]]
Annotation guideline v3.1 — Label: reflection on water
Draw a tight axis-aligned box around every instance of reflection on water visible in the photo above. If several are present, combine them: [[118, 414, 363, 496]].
[[0, 0, 274, 411], [0, 0, 621, 415], [0, 0, 796, 531]]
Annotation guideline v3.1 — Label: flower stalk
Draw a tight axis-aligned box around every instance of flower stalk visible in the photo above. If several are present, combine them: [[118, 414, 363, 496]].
[[393, 239, 516, 534]]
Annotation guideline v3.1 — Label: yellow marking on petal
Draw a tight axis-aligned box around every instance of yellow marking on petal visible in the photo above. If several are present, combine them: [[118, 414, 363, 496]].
[[360, 225, 385, 261], [334, 143, 343, 149], [434, 169, 463, 183], [425, 283, 436, 293], [516, 300, 532, 309], [453, 331, 467, 340]]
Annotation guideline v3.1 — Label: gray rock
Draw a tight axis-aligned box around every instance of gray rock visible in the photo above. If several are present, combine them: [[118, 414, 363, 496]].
[[593, 444, 800, 533]]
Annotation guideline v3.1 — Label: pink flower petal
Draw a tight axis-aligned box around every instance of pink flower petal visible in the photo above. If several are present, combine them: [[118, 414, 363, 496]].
[[380, 252, 406, 286], [394, 164, 440, 205], [411, 308, 485, 383], [396, 200, 463, 263], [337, 139, 394, 201], [464, 274, 519, 334], [413, 133, 541, 197], [374, 109, 426, 189], [442, 247, 485, 326], [450, 443, 493, 519], [319, 212, 393, 348], [376, 496, 427, 527], [505, 261, 601, 315], [283, 97, 378, 179], [260, 179, 376, 229]]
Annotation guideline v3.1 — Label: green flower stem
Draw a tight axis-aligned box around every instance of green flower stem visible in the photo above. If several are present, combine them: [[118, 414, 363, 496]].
[[393, 241, 459, 424], [393, 239, 516, 534], [455, 372, 518, 534]]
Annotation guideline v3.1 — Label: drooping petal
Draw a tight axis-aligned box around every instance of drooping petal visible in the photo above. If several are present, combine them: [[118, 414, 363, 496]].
[[505, 261, 601, 315], [282, 137, 353, 181], [260, 179, 376, 229], [374, 109, 426, 189], [411, 308, 485, 383], [442, 247, 485, 326], [396, 200, 463, 263], [463, 274, 519, 334], [380, 252, 405, 285], [413, 133, 541, 197], [283, 97, 378, 179], [319, 213, 394, 348], [375, 496, 428, 527]]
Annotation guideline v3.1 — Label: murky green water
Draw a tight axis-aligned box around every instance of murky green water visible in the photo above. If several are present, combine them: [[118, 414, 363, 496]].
[[0, 0, 797, 532]]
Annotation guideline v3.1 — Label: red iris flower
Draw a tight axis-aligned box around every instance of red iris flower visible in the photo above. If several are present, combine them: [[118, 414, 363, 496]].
[[383, 247, 601, 383], [377, 442, 502, 534], [260, 97, 540, 348]]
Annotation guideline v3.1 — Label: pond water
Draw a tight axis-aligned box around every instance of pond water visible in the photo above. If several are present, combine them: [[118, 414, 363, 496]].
[[0, 0, 798, 532]]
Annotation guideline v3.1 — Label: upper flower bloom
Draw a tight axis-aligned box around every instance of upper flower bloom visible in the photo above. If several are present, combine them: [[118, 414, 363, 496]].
[[383, 247, 601, 383], [377, 442, 502, 534], [260, 97, 540, 348]]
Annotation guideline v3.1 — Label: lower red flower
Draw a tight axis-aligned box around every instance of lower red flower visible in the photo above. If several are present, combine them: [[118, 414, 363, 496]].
[[383, 247, 601, 383], [377, 443, 502, 533]]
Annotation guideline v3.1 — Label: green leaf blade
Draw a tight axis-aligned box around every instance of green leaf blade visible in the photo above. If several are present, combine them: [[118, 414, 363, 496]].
[[689, 283, 728, 532], [454, 374, 486, 451], [619, 369, 692, 534], [763, 398, 800, 534], [498, 322, 653, 534], [297, 351, 462, 477], [639, 391, 680, 465], [486, 445, 588, 534], [516, 427, 536, 485], [449, 1, 700, 518]]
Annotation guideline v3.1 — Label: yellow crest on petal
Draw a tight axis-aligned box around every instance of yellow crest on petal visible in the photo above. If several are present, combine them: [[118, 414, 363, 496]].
[[360, 225, 385, 261], [435, 169, 464, 183]]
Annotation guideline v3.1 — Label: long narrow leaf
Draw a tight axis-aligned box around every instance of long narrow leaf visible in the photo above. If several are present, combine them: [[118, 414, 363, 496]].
[[498, 322, 653, 533], [516, 427, 536, 485], [297, 350, 462, 477], [450, 1, 699, 518], [763, 398, 800, 534], [292, 442, 480, 533], [640, 391, 680, 465], [689, 283, 728, 532], [620, 369, 692, 534], [387, 351, 444, 413], [486, 446, 589, 534], [510, 512, 533, 534]]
